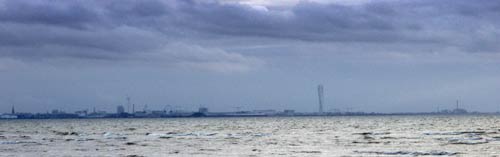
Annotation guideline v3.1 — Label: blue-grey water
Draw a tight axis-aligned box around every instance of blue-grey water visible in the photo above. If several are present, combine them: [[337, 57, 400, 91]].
[[1, 115, 500, 156]]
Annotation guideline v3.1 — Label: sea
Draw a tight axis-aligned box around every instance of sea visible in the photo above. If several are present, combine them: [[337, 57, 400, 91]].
[[1, 115, 500, 156]]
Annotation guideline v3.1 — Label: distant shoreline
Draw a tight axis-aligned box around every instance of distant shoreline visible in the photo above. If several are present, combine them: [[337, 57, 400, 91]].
[[1, 112, 499, 120]]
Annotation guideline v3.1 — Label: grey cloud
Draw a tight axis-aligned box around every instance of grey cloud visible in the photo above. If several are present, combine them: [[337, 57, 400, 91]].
[[0, 0, 499, 68], [0, 24, 166, 59], [104, 0, 170, 17], [140, 43, 265, 73], [173, 1, 421, 42], [171, 0, 500, 49], [0, 0, 99, 29]]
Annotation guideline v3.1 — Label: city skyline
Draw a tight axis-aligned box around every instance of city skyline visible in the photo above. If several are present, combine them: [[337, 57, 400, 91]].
[[0, 92, 479, 120], [1, 0, 500, 113], [1, 91, 481, 114]]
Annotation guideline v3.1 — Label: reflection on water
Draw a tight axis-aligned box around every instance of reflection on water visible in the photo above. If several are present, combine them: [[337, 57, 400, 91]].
[[1, 115, 500, 156]]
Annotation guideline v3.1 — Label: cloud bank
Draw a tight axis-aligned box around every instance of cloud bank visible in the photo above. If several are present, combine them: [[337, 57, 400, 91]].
[[0, 0, 499, 72]]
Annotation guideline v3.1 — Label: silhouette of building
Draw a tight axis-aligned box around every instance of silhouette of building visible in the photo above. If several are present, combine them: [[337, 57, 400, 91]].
[[452, 108, 467, 114], [51, 109, 60, 114], [117, 105, 125, 114], [283, 109, 295, 115], [11, 105, 15, 114], [198, 107, 208, 114], [452, 100, 467, 114], [75, 110, 88, 117], [318, 85, 324, 113]]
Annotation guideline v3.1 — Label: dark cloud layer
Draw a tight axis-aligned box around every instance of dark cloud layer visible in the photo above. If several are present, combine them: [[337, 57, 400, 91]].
[[0, 0, 499, 65], [2, 0, 500, 113]]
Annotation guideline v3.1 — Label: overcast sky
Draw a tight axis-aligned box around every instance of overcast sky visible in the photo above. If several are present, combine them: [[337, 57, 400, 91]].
[[1, 0, 500, 113]]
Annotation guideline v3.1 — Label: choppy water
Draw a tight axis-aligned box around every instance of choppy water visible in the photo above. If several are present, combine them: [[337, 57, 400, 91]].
[[1, 115, 500, 156]]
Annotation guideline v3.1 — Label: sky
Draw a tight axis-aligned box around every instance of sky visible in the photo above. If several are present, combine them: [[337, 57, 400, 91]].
[[1, 0, 500, 113]]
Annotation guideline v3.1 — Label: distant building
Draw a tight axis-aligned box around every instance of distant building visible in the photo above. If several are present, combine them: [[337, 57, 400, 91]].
[[318, 85, 324, 113], [253, 110, 276, 115], [87, 111, 107, 118], [75, 110, 88, 117], [452, 108, 468, 114], [51, 109, 60, 114], [283, 110, 295, 116], [117, 105, 125, 114], [198, 107, 208, 114], [190, 107, 209, 117], [452, 100, 467, 114], [0, 114, 17, 119]]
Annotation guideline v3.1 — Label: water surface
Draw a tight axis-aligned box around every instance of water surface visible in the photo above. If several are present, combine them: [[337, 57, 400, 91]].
[[1, 115, 500, 156]]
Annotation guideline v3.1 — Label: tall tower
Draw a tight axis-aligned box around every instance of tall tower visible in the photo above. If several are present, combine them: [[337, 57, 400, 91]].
[[126, 95, 131, 113], [318, 85, 324, 113], [11, 105, 15, 114]]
